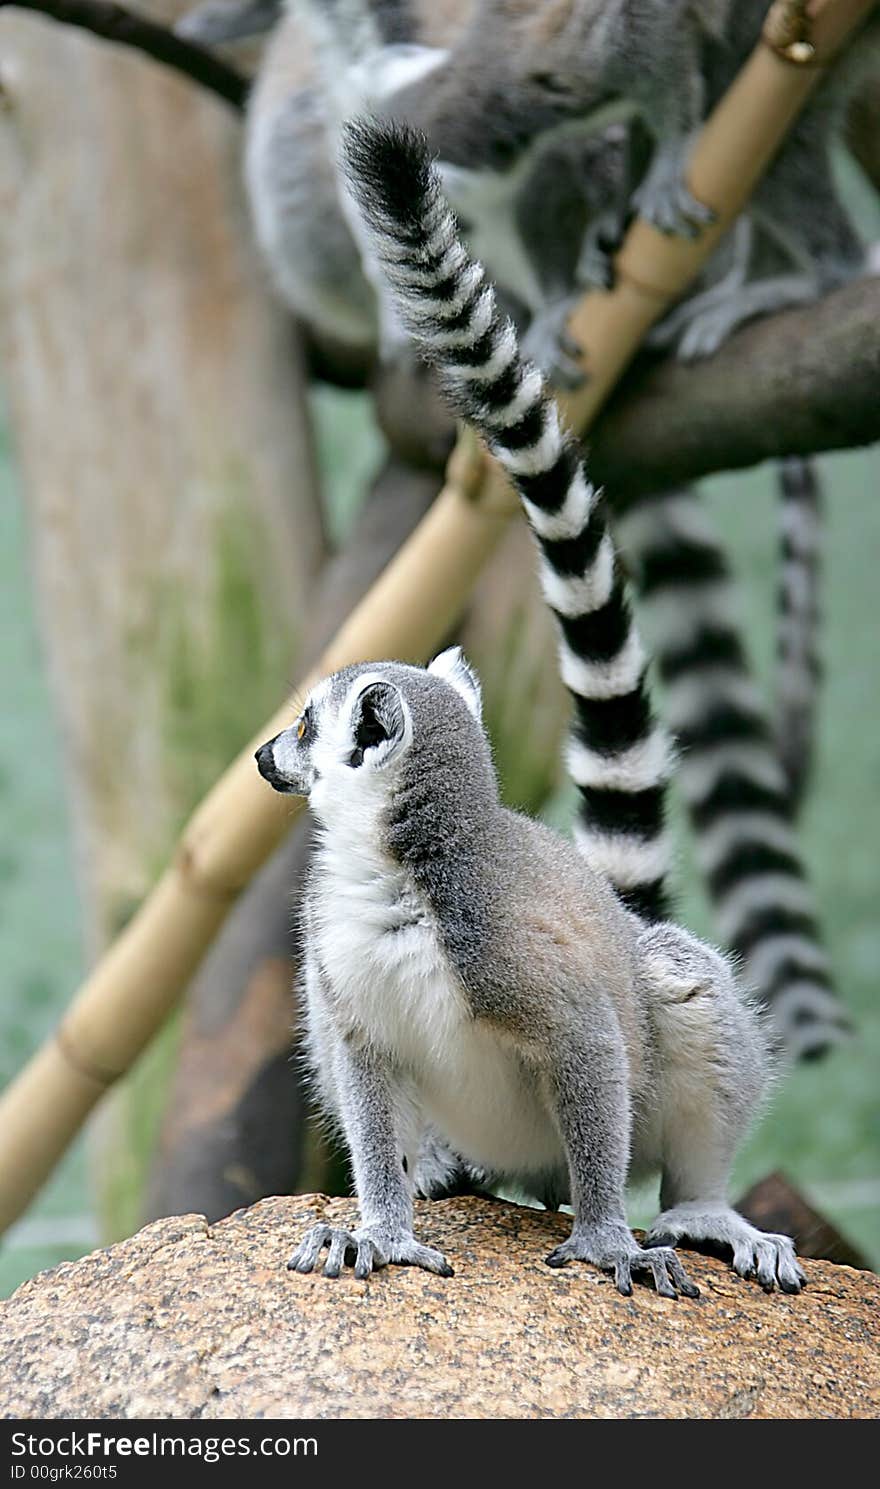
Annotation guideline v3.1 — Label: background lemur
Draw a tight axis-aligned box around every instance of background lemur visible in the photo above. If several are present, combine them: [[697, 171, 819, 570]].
[[255, 120, 806, 1294], [371, 0, 880, 367], [179, 0, 842, 1054], [615, 472, 838, 1060]]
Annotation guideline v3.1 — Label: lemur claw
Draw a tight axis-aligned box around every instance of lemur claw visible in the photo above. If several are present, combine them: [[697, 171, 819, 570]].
[[645, 1207, 806, 1294], [287, 1221, 454, 1279], [545, 1229, 700, 1299]]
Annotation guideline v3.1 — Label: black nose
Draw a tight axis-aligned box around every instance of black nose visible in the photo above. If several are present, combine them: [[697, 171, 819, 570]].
[[255, 740, 279, 783]]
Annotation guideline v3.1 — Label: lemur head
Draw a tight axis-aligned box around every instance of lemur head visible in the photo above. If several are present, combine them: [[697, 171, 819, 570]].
[[255, 647, 490, 826]]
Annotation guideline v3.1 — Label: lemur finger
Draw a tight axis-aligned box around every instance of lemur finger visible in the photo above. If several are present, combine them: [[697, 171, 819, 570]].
[[404, 1243, 455, 1277], [732, 1238, 757, 1280], [755, 1239, 781, 1292], [287, 1223, 331, 1274], [544, 1243, 572, 1268], [776, 1245, 805, 1294], [354, 1238, 379, 1280], [662, 1250, 701, 1299], [322, 1230, 352, 1278], [768, 1235, 806, 1289], [643, 1251, 678, 1299], [612, 1256, 633, 1296]]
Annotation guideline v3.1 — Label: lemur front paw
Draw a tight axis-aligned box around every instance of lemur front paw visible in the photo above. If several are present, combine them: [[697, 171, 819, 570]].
[[633, 141, 716, 240], [545, 1222, 700, 1299], [287, 1222, 454, 1280], [645, 1206, 806, 1294]]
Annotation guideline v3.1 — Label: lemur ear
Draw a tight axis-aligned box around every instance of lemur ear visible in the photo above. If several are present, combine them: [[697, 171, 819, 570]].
[[350, 44, 451, 103], [428, 647, 483, 722], [349, 680, 408, 768]]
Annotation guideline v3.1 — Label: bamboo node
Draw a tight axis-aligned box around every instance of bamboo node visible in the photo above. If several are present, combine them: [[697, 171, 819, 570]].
[[611, 263, 686, 304], [56, 1023, 121, 1090], [175, 842, 244, 904], [763, 1, 819, 63], [446, 425, 489, 503]]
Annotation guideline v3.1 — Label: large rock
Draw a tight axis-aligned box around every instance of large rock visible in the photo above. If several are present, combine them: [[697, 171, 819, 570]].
[[1, 1195, 877, 1419]]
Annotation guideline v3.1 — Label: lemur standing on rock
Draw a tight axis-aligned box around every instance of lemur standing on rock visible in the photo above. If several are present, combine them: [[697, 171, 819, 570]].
[[255, 122, 806, 1294], [181, 0, 843, 1054]]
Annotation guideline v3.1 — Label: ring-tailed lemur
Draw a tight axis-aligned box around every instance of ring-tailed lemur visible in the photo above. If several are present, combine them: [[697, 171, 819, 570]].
[[375, 0, 880, 369], [254, 119, 806, 1294], [183, 0, 879, 365], [179, 0, 840, 1052]]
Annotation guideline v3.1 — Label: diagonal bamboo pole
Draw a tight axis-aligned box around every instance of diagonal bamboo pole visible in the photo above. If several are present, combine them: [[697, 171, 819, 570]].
[[0, 0, 873, 1236]]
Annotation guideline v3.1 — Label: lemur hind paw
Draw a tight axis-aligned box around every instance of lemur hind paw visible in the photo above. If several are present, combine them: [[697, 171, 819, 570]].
[[287, 1222, 454, 1280], [545, 1223, 700, 1299], [645, 1206, 806, 1294]]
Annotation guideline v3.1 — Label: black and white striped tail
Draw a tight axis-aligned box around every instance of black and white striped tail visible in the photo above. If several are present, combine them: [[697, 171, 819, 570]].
[[342, 119, 673, 920], [616, 487, 847, 1060], [776, 457, 823, 816]]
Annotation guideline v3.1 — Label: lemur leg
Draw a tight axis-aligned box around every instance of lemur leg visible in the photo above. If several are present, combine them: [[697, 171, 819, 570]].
[[674, 272, 819, 361], [288, 1037, 453, 1278], [755, 129, 866, 295], [576, 117, 655, 293], [647, 216, 753, 356], [646, 1156, 806, 1295], [542, 1031, 700, 1298], [672, 146, 866, 359], [413, 1128, 492, 1201], [639, 924, 805, 1294], [632, 131, 717, 240]]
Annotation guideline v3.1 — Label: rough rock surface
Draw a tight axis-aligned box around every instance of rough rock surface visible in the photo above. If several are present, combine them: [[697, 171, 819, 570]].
[[1, 1195, 877, 1419]]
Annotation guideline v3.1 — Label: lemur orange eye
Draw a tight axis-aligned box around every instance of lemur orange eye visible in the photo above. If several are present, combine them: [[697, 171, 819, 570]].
[[297, 718, 306, 741]]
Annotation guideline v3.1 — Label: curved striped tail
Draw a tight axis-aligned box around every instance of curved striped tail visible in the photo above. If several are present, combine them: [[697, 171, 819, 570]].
[[615, 486, 847, 1060], [342, 119, 673, 920]]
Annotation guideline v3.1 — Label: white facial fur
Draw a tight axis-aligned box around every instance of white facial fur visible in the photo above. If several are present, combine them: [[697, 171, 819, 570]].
[[307, 670, 413, 829], [264, 650, 481, 820]]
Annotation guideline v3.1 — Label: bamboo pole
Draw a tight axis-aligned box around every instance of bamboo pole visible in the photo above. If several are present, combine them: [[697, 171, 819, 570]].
[[0, 0, 872, 1235]]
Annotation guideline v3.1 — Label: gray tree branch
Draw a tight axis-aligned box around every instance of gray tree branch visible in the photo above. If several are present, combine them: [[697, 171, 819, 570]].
[[589, 276, 880, 501], [0, 0, 249, 109]]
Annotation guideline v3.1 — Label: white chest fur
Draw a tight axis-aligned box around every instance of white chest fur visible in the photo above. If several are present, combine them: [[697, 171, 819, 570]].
[[310, 782, 465, 1067], [309, 790, 564, 1178]]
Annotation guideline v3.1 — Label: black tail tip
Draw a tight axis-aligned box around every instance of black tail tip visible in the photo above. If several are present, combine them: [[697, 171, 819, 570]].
[[341, 116, 436, 229]]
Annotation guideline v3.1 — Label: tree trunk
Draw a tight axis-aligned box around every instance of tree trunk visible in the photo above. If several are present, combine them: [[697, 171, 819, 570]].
[[0, 5, 325, 1238]]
